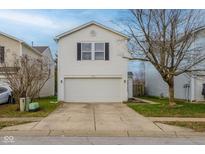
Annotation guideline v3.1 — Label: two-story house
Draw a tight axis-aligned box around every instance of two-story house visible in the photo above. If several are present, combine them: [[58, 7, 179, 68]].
[[0, 31, 55, 97], [55, 21, 130, 103], [145, 28, 205, 102]]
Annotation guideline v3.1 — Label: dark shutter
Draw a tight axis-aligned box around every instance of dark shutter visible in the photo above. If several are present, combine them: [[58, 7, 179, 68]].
[[0, 46, 5, 63], [77, 43, 81, 60], [105, 42, 109, 60]]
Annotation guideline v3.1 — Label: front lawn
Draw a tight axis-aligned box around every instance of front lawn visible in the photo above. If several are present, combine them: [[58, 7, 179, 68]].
[[127, 96, 205, 117], [0, 96, 60, 117], [158, 121, 205, 132]]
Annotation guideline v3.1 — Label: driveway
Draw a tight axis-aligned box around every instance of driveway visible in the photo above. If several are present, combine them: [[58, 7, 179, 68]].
[[1, 103, 194, 136]]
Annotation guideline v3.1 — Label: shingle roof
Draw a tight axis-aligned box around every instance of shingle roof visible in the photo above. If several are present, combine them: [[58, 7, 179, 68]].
[[32, 46, 48, 53]]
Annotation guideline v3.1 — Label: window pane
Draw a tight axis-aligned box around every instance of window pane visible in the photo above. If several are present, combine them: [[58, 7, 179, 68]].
[[95, 43, 104, 51], [95, 52, 104, 60], [82, 52, 92, 60], [82, 43, 92, 51]]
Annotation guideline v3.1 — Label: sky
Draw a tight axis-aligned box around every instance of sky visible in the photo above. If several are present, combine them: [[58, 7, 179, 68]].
[[0, 9, 139, 72]]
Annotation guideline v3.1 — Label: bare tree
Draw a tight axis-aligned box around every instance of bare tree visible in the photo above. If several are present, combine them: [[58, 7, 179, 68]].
[[2, 55, 50, 110], [124, 9, 205, 106]]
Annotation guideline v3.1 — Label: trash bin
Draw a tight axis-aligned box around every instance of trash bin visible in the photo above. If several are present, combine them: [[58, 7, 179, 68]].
[[25, 97, 31, 112], [29, 102, 40, 111], [20, 98, 26, 112]]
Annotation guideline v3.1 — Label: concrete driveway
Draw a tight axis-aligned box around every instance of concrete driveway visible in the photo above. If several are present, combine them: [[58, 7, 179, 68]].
[[1, 103, 193, 136], [34, 103, 161, 132]]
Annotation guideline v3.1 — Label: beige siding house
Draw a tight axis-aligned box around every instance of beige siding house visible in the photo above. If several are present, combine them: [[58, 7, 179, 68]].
[[0, 31, 55, 97], [56, 21, 130, 103]]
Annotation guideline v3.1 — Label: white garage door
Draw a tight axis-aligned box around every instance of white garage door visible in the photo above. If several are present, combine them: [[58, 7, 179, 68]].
[[64, 78, 122, 103]]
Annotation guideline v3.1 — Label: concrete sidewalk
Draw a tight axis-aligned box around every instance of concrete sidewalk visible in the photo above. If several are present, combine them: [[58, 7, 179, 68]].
[[0, 117, 43, 122], [0, 103, 200, 137], [149, 117, 205, 122]]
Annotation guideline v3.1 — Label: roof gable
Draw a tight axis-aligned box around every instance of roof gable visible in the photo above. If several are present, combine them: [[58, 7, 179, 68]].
[[0, 31, 42, 56], [33, 46, 48, 53], [0, 31, 23, 43], [55, 21, 129, 41]]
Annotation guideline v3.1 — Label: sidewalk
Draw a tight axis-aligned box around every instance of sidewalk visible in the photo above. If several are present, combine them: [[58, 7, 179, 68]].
[[0, 117, 43, 122], [132, 97, 159, 104], [1, 128, 205, 137], [149, 117, 205, 122]]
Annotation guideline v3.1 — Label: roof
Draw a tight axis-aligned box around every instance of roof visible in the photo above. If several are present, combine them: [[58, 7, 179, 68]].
[[0, 31, 42, 56], [0, 31, 24, 43], [55, 21, 129, 41], [33, 46, 48, 53]]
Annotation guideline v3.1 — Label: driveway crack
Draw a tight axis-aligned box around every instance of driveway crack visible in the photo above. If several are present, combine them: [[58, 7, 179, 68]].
[[92, 104, 96, 131]]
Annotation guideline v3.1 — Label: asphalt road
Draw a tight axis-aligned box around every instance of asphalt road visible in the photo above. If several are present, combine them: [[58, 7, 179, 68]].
[[0, 136, 205, 145]]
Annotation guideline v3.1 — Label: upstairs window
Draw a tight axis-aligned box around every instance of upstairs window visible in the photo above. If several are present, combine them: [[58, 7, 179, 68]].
[[0, 46, 5, 63], [81, 43, 92, 60], [78, 42, 109, 61], [94, 43, 105, 60]]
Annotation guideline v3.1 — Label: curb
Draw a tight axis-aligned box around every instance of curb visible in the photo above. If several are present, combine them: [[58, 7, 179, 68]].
[[1, 130, 205, 137]]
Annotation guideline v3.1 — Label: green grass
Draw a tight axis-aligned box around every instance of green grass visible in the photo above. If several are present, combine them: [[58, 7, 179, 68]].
[[0, 96, 60, 117], [158, 121, 205, 132], [127, 96, 205, 117], [0, 121, 33, 129]]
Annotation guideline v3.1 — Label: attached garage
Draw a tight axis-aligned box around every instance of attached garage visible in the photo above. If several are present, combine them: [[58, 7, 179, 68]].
[[64, 77, 122, 103]]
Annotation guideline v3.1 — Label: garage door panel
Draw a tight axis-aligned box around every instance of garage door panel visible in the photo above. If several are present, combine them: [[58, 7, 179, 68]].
[[64, 78, 121, 102]]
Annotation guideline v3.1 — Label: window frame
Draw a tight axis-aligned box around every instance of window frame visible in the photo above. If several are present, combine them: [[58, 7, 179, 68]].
[[94, 43, 105, 60], [81, 42, 92, 60], [80, 42, 105, 61]]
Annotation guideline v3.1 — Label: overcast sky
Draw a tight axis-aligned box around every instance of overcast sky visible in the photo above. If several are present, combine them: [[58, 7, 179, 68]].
[[0, 9, 139, 72]]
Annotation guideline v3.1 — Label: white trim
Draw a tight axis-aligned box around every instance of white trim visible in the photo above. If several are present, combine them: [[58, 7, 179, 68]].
[[22, 42, 42, 56], [55, 21, 129, 41], [19, 43, 23, 56], [0, 31, 42, 56], [81, 42, 105, 60], [0, 31, 24, 43], [64, 75, 123, 79], [81, 42, 92, 60]]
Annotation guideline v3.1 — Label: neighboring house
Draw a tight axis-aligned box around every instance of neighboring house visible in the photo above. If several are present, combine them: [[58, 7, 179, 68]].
[[33, 46, 55, 97], [55, 21, 131, 103], [0, 31, 55, 97], [145, 29, 205, 102]]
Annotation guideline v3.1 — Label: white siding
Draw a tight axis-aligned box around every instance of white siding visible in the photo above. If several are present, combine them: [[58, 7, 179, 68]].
[[39, 48, 55, 97], [22, 45, 41, 59], [145, 62, 191, 100], [128, 77, 133, 98], [58, 24, 129, 102]]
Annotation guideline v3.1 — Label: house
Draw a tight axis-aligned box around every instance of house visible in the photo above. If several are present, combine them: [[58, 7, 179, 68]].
[[33, 46, 55, 97], [0, 31, 55, 97], [145, 29, 205, 102], [55, 21, 131, 103]]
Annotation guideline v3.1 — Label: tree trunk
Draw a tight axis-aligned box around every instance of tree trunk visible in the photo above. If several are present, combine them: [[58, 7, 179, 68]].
[[168, 77, 176, 107]]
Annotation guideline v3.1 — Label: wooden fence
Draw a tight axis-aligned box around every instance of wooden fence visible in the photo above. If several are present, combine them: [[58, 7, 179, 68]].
[[133, 83, 145, 97]]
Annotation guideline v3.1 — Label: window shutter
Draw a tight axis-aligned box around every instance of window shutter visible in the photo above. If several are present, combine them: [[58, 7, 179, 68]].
[[105, 43, 109, 60], [0, 46, 5, 63], [77, 43, 81, 60]]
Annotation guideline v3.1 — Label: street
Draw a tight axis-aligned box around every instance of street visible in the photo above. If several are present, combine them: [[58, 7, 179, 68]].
[[1, 136, 205, 145]]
